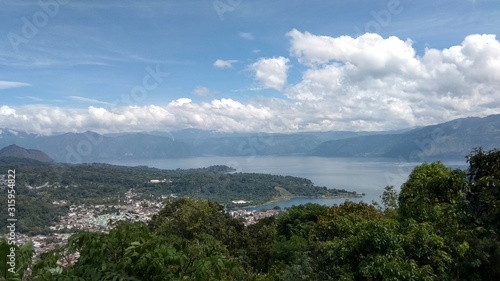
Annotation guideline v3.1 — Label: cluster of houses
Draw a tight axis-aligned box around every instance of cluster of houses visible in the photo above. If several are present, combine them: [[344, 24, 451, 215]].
[[7, 187, 285, 259], [13, 189, 166, 257], [228, 208, 282, 225]]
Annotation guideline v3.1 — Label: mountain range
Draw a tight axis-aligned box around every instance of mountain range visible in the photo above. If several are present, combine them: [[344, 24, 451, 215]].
[[0, 114, 499, 163], [312, 114, 500, 161]]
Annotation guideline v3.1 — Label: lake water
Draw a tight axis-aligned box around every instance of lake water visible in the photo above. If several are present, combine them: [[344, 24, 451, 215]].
[[107, 156, 467, 209]]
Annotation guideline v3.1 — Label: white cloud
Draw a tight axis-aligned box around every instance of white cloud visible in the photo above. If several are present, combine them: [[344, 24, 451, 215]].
[[0, 100, 274, 134], [249, 56, 290, 91], [193, 86, 211, 97], [168, 98, 193, 107], [285, 30, 500, 127], [0, 81, 31, 90], [0, 106, 17, 116], [287, 29, 418, 71], [239, 32, 255, 40], [213, 59, 237, 68]]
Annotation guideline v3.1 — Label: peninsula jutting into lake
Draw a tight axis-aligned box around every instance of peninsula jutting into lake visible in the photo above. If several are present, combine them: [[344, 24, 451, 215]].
[[0, 153, 360, 234]]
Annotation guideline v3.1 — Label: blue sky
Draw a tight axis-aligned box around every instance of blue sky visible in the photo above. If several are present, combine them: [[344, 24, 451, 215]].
[[1, 0, 499, 134]]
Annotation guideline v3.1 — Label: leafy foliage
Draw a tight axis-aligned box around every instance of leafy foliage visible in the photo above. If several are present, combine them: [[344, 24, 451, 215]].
[[32, 221, 245, 281], [0, 238, 33, 281], [5, 148, 500, 280]]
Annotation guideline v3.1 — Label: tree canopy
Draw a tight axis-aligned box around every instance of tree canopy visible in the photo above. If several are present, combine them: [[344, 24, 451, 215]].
[[5, 148, 500, 280]]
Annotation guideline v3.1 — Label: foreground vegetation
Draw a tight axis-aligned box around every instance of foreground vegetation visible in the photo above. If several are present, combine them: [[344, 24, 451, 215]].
[[1, 148, 500, 280]]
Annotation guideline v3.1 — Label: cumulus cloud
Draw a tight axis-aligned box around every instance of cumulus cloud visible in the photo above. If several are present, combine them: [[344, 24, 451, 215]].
[[214, 59, 237, 68], [0, 81, 31, 90], [0, 106, 18, 116], [285, 30, 500, 127], [239, 32, 255, 40], [2, 32, 500, 134], [249, 56, 290, 91]]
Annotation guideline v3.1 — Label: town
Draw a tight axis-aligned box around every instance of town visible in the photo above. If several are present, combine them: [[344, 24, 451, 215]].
[[11, 188, 284, 260]]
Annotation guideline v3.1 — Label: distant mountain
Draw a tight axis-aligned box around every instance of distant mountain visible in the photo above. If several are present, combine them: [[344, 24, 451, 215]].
[[1, 114, 498, 162], [312, 114, 500, 160], [0, 144, 54, 163], [0, 128, 40, 147], [33, 131, 195, 163], [0, 128, 390, 162]]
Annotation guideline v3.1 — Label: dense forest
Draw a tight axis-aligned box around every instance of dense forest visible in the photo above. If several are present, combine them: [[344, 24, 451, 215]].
[[0, 160, 356, 235], [1, 148, 499, 280]]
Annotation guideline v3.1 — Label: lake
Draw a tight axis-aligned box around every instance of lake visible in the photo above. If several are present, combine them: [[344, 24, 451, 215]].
[[107, 156, 467, 209]]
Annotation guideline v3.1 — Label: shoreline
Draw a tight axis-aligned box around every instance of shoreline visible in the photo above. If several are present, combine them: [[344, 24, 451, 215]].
[[245, 193, 364, 209]]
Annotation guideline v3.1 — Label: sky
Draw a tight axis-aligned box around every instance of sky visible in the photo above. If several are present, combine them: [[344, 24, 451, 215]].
[[0, 0, 499, 135]]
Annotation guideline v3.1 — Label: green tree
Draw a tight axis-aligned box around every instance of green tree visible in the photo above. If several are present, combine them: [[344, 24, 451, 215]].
[[0, 238, 34, 281], [398, 162, 467, 224], [275, 203, 328, 240], [312, 201, 384, 242], [32, 221, 245, 281], [148, 198, 245, 252], [461, 148, 500, 280], [240, 217, 277, 273], [262, 204, 328, 279], [397, 162, 472, 279], [465, 148, 500, 234], [311, 204, 440, 280], [381, 185, 398, 210]]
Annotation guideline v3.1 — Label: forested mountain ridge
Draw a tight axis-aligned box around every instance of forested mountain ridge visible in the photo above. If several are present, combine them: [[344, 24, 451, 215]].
[[313, 114, 500, 160], [0, 144, 54, 163]]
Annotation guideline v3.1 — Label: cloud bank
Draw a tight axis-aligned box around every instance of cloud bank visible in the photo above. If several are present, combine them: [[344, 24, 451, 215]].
[[2, 31, 500, 134]]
